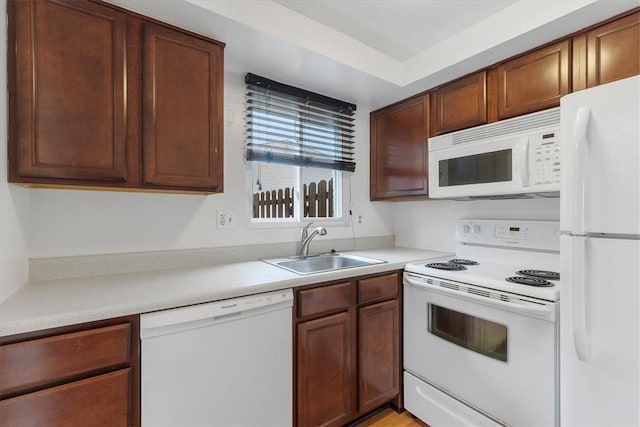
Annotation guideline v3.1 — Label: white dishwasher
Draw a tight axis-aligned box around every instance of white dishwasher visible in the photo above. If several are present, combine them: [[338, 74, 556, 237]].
[[140, 289, 293, 426]]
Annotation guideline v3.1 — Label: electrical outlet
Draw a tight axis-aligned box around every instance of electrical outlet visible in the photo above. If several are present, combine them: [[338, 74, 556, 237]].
[[356, 212, 363, 225], [217, 209, 236, 229]]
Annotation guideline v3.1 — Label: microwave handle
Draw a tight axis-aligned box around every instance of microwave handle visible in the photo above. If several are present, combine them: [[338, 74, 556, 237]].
[[518, 138, 529, 187]]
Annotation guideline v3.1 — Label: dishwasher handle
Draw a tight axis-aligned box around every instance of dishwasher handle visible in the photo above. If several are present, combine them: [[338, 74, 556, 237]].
[[140, 289, 293, 339]]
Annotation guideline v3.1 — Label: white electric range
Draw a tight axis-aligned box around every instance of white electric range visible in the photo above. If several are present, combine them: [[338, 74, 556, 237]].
[[403, 219, 560, 427]]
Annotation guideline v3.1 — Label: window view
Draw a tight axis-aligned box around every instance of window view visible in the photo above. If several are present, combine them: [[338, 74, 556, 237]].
[[245, 73, 355, 223], [251, 159, 341, 221], [429, 304, 508, 362]]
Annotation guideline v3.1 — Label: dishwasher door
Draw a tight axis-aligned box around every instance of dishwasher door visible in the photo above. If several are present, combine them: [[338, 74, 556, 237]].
[[140, 289, 293, 426]]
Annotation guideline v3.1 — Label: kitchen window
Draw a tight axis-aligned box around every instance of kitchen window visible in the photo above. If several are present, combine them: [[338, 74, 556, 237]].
[[244, 73, 356, 224]]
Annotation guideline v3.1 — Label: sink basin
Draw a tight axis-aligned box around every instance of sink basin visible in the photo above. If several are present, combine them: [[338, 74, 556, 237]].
[[264, 253, 386, 275]]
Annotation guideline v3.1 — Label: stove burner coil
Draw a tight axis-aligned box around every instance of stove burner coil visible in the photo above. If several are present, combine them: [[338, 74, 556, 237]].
[[448, 259, 479, 266], [517, 270, 560, 280], [506, 276, 554, 287], [426, 262, 467, 271]]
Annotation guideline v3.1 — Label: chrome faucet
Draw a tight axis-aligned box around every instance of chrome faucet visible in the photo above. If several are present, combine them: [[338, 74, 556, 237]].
[[299, 222, 327, 258]]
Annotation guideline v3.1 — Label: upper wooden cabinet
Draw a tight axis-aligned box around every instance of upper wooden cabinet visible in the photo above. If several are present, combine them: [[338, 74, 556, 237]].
[[497, 40, 570, 120], [432, 71, 487, 135], [573, 11, 640, 91], [142, 23, 224, 191], [10, 0, 128, 184], [370, 94, 429, 200], [8, 0, 225, 193]]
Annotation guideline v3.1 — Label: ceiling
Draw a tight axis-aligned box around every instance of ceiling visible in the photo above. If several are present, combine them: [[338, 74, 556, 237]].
[[273, 0, 517, 61], [107, 0, 638, 110]]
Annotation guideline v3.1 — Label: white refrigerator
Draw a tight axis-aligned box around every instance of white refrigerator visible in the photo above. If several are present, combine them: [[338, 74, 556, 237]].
[[560, 75, 640, 426]]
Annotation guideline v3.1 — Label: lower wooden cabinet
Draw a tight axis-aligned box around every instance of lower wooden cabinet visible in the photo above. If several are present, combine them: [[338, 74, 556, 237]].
[[295, 271, 401, 427], [0, 369, 131, 426], [359, 299, 400, 414], [0, 316, 140, 426], [297, 312, 356, 427]]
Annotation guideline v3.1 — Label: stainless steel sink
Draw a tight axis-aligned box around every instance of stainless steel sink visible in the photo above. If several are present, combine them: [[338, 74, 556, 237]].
[[264, 253, 386, 275]]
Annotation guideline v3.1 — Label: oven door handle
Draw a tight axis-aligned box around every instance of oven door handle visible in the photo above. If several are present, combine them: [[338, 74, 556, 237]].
[[404, 274, 554, 319]]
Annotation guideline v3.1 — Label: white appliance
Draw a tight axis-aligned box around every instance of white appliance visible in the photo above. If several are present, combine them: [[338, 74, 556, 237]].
[[140, 289, 293, 426], [428, 108, 560, 199], [404, 219, 560, 426], [559, 75, 639, 426]]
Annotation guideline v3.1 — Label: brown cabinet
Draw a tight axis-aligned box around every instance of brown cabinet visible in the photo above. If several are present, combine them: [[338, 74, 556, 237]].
[[370, 95, 429, 200], [432, 72, 487, 135], [9, 0, 128, 184], [142, 23, 224, 191], [8, 0, 224, 193], [297, 312, 356, 427], [573, 11, 640, 91], [0, 316, 140, 426], [497, 40, 570, 119], [294, 271, 402, 426], [358, 299, 400, 414]]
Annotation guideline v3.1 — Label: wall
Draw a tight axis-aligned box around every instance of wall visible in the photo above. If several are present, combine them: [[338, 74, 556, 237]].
[[392, 198, 560, 253], [26, 69, 392, 258], [0, 0, 30, 302]]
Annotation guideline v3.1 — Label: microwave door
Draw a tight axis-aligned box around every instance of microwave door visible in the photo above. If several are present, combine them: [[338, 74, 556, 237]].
[[429, 137, 528, 198]]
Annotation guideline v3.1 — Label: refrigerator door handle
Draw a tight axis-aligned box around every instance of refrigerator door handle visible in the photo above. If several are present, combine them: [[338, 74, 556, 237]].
[[572, 235, 591, 361], [572, 107, 591, 235]]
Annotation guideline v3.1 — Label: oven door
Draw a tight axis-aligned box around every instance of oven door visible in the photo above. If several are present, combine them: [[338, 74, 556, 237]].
[[404, 273, 558, 426], [428, 136, 528, 199]]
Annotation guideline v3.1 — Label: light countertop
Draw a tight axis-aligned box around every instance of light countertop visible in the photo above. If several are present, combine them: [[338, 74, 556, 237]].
[[0, 247, 450, 337]]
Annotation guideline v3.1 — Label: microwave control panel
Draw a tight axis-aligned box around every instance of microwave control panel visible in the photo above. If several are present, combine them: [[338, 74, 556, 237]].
[[530, 131, 560, 186]]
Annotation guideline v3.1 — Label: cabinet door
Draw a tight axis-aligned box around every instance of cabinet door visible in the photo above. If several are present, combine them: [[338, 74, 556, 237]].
[[432, 72, 487, 135], [359, 299, 400, 414], [142, 23, 224, 191], [370, 95, 429, 200], [10, 0, 127, 183], [584, 12, 640, 89], [497, 40, 570, 119], [297, 312, 355, 427], [0, 369, 131, 426]]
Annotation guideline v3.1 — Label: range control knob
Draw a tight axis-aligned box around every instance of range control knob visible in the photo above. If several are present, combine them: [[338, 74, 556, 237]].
[[462, 224, 471, 233], [472, 225, 481, 234]]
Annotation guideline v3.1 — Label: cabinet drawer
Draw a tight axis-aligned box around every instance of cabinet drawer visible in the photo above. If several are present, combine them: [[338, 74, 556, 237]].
[[298, 282, 352, 318], [0, 323, 131, 396], [358, 273, 399, 304], [0, 368, 131, 426]]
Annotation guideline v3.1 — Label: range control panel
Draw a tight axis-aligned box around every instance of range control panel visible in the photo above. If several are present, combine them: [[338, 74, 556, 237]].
[[494, 224, 531, 240], [456, 219, 560, 251], [530, 131, 561, 186]]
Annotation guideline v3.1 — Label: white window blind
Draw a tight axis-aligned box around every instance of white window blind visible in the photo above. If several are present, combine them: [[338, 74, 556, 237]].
[[245, 73, 356, 172]]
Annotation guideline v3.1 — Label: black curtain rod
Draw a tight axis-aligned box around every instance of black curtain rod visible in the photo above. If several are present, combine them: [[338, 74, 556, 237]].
[[245, 73, 356, 112]]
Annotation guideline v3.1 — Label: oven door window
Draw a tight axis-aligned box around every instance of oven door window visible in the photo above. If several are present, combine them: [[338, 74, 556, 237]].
[[438, 149, 512, 187], [429, 304, 507, 362]]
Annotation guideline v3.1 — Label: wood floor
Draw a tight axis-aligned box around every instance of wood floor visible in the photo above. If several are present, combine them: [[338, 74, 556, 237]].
[[354, 408, 428, 427]]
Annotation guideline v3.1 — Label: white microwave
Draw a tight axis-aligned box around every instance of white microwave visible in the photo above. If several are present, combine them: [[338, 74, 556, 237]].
[[428, 108, 561, 199]]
